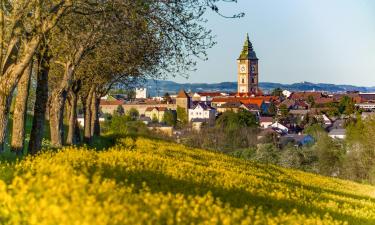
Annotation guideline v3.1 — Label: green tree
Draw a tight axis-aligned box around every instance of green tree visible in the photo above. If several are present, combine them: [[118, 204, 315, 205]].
[[127, 108, 139, 120], [266, 102, 277, 116], [277, 104, 289, 122], [342, 115, 375, 182], [152, 114, 159, 123], [163, 93, 173, 104], [163, 110, 177, 126], [307, 95, 315, 107], [339, 96, 355, 115], [216, 109, 258, 130], [279, 146, 304, 169], [114, 105, 125, 116], [304, 123, 325, 139], [177, 106, 188, 126], [271, 88, 283, 97], [127, 90, 136, 100], [312, 132, 344, 176], [107, 114, 149, 136], [326, 103, 340, 117], [254, 144, 279, 164]]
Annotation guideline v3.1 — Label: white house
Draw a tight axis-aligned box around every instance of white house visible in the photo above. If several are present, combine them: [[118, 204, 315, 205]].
[[135, 88, 148, 99], [282, 90, 292, 98], [355, 102, 375, 111], [328, 129, 346, 139], [322, 114, 332, 126], [270, 122, 289, 134], [188, 103, 216, 125], [259, 117, 273, 129]]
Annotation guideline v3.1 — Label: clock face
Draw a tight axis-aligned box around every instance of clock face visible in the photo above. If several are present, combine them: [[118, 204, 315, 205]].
[[240, 64, 247, 73]]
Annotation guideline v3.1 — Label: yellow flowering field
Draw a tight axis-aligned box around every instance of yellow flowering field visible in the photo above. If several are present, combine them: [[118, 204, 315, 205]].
[[0, 137, 374, 224]]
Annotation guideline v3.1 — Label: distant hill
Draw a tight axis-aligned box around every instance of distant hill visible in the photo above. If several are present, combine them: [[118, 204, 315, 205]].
[[143, 80, 375, 96]]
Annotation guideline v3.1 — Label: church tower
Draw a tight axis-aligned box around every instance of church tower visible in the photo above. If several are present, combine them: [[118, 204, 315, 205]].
[[176, 89, 190, 113], [237, 33, 259, 95]]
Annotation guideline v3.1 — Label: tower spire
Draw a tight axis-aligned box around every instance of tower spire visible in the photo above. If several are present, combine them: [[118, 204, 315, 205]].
[[238, 33, 257, 60]]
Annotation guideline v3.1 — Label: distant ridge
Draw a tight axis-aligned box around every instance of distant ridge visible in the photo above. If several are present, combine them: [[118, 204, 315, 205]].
[[144, 80, 375, 96]]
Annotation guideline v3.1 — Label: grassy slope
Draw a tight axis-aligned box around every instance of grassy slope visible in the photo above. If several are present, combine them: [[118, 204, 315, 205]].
[[0, 137, 374, 224]]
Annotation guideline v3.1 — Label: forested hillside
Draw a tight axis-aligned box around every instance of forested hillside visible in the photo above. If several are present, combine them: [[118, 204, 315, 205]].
[[0, 136, 374, 224]]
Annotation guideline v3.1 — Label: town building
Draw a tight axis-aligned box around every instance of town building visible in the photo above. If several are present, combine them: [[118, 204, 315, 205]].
[[237, 33, 259, 95], [188, 102, 216, 125], [176, 89, 190, 113], [144, 107, 169, 122], [259, 116, 273, 129], [328, 129, 346, 139], [135, 88, 148, 99], [282, 90, 292, 98], [192, 92, 227, 102], [270, 122, 289, 134], [100, 100, 175, 115], [356, 102, 375, 111], [359, 93, 375, 102]]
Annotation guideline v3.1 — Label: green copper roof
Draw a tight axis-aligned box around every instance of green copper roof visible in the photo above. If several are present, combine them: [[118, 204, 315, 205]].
[[238, 33, 258, 60]]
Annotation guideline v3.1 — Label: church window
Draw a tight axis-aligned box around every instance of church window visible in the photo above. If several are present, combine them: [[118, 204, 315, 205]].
[[242, 78, 245, 84], [251, 78, 255, 84]]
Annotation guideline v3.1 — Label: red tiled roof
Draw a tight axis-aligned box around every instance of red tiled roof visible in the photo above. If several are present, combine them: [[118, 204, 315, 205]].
[[177, 89, 189, 98], [360, 93, 375, 102], [212, 97, 265, 108], [260, 117, 273, 123], [333, 94, 363, 104], [145, 107, 168, 112], [241, 104, 260, 110], [314, 97, 334, 104], [240, 99, 264, 108], [212, 97, 241, 103], [235, 88, 264, 97], [197, 92, 223, 97], [290, 92, 323, 100]]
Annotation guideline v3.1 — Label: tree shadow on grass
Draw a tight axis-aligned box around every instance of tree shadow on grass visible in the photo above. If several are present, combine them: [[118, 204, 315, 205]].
[[91, 163, 375, 225], [252, 164, 375, 204]]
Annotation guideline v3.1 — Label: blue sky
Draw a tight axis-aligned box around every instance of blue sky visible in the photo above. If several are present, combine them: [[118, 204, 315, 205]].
[[171, 0, 375, 86]]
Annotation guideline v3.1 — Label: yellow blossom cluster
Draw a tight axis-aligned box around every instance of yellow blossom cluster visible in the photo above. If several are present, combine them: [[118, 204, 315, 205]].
[[0, 137, 374, 224]]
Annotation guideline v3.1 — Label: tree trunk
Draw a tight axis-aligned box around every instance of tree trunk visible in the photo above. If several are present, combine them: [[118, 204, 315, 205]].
[[49, 62, 75, 148], [74, 119, 81, 143], [11, 63, 32, 155], [84, 87, 94, 143], [90, 94, 100, 137], [49, 90, 67, 147], [28, 46, 50, 155], [48, 46, 86, 147], [0, 93, 13, 152], [66, 92, 78, 145], [93, 96, 101, 136]]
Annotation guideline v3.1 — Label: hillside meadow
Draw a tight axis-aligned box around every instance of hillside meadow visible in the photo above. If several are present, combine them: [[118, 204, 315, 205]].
[[0, 136, 374, 224]]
